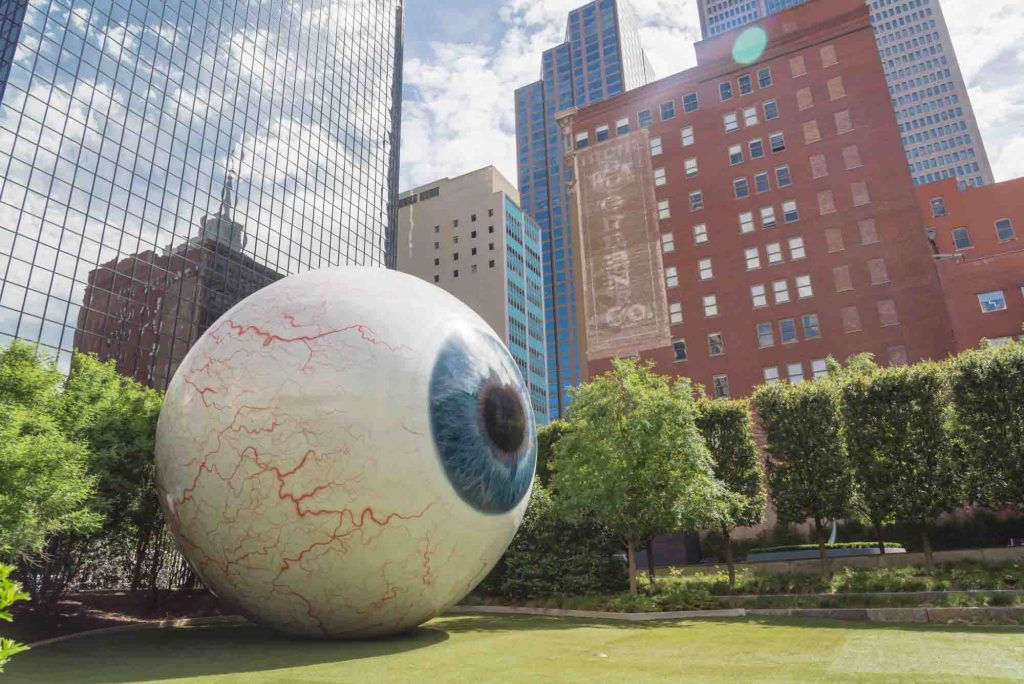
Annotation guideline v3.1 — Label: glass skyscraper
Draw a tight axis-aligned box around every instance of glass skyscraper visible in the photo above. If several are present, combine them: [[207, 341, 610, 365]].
[[514, 0, 652, 420], [0, 0, 403, 387], [696, 0, 993, 189]]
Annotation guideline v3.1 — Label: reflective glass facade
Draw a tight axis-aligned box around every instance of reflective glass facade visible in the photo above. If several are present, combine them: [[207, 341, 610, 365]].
[[514, 0, 651, 420], [0, 0, 403, 387], [697, 0, 992, 189]]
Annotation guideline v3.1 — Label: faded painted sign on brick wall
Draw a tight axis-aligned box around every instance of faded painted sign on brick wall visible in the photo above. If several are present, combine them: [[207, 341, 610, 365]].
[[575, 132, 671, 361]]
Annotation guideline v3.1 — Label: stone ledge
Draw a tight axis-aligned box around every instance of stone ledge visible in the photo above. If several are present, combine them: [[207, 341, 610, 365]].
[[28, 615, 250, 649], [447, 605, 745, 621]]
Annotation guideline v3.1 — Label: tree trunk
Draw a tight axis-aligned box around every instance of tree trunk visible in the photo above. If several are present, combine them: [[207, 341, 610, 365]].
[[815, 518, 830, 580], [646, 539, 656, 588], [921, 529, 934, 575], [873, 519, 886, 555], [627, 541, 637, 596], [723, 526, 736, 588]]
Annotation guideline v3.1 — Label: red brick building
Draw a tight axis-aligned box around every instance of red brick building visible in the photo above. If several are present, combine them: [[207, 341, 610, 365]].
[[566, 0, 954, 398], [918, 177, 1024, 350]]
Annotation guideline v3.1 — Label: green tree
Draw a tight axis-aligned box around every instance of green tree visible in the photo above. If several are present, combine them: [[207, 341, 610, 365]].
[[551, 359, 723, 594], [535, 420, 569, 488], [480, 480, 627, 599], [0, 340, 63, 408], [696, 398, 766, 587], [0, 564, 29, 673], [949, 340, 1024, 508], [842, 362, 962, 572], [0, 404, 100, 561], [754, 379, 854, 578]]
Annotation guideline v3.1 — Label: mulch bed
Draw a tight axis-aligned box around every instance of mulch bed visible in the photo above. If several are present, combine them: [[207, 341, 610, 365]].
[[7, 590, 230, 643]]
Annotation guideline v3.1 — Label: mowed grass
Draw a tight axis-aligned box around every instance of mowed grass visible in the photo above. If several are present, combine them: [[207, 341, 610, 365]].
[[6, 614, 1024, 683]]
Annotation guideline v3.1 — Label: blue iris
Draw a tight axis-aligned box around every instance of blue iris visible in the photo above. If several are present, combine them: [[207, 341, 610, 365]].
[[429, 326, 536, 514]]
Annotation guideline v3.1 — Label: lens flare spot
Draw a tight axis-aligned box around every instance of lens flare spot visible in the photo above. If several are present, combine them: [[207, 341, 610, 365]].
[[732, 27, 768, 65]]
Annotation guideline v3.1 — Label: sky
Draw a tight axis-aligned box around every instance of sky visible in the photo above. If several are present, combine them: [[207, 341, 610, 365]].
[[399, 0, 1024, 191]]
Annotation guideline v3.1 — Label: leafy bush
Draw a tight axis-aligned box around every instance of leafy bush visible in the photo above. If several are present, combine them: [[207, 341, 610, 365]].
[[478, 481, 627, 600], [0, 564, 28, 672], [748, 542, 904, 555]]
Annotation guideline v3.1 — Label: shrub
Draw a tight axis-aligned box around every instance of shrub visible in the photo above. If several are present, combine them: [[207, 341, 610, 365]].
[[748, 542, 904, 555], [478, 481, 627, 600], [0, 564, 28, 673]]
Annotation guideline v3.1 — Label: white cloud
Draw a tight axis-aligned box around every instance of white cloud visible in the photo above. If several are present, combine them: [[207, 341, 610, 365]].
[[400, 0, 701, 190], [402, 0, 1024, 189]]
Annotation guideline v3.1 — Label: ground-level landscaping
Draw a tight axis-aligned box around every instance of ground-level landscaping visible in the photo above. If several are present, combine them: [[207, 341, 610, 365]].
[[6, 614, 1024, 683]]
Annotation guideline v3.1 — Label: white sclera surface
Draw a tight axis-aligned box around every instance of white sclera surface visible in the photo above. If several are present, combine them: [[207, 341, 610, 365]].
[[155, 267, 532, 638]]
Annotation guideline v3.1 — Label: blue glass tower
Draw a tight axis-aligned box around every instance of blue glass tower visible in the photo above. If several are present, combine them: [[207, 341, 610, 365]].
[[514, 0, 652, 420]]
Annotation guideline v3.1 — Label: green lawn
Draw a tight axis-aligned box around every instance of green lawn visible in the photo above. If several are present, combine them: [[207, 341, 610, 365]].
[[6, 614, 1024, 683]]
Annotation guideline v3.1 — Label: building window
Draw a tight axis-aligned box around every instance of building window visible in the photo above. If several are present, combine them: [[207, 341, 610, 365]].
[[703, 295, 718, 317], [766, 242, 782, 265], [575, 132, 589, 149], [758, 67, 773, 88], [790, 55, 807, 78], [596, 125, 610, 142], [654, 167, 667, 186], [471, 264, 478, 273], [713, 375, 730, 398], [665, 266, 679, 288], [743, 107, 759, 127], [489, 226, 495, 233], [693, 223, 708, 244], [841, 306, 862, 333], [810, 154, 828, 179], [749, 138, 765, 158], [770, 132, 786, 153], [453, 269, 459, 278], [638, 109, 653, 128], [789, 236, 806, 260], [434, 258, 440, 266], [453, 252, 459, 261], [720, 82, 733, 101], [751, 284, 768, 308], [843, 145, 862, 170], [673, 338, 688, 362], [797, 87, 814, 111], [978, 290, 1007, 313], [434, 225, 440, 233], [661, 232, 675, 253], [658, 200, 671, 220], [764, 366, 780, 384], [669, 302, 683, 325], [803, 314, 821, 339], [433, 275, 439, 283], [787, 363, 805, 384], [681, 126, 695, 146], [729, 145, 744, 165], [616, 117, 630, 135], [685, 158, 699, 178], [734, 177, 750, 198], [471, 230, 477, 238], [488, 209, 494, 217], [698, 258, 713, 281], [782, 200, 799, 223], [761, 206, 777, 228], [740, 211, 755, 234], [708, 332, 725, 356], [796, 274, 813, 299], [812, 359, 829, 379], [690, 191, 704, 211], [661, 100, 676, 121], [472, 247, 477, 255], [757, 322, 774, 347], [779, 318, 798, 344], [952, 227, 972, 249], [773, 280, 791, 304], [738, 74, 753, 95], [764, 99, 780, 120], [489, 260, 495, 268], [754, 172, 770, 193], [775, 165, 792, 188], [835, 110, 853, 135], [821, 44, 838, 68], [803, 120, 821, 144], [724, 112, 739, 132], [930, 197, 947, 217], [683, 92, 699, 113], [745, 247, 761, 271], [827, 76, 846, 101], [434, 241, 440, 249], [996, 219, 1015, 242]]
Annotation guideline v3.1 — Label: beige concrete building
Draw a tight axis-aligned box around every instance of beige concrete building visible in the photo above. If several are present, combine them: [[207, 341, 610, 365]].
[[397, 167, 549, 424]]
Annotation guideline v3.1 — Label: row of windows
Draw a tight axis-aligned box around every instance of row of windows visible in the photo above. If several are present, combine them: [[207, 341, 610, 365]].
[[722, 99, 779, 133], [948, 219, 1017, 249], [718, 68, 774, 102]]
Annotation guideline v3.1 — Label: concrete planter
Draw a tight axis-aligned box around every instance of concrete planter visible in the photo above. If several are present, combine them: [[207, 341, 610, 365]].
[[747, 547, 907, 563]]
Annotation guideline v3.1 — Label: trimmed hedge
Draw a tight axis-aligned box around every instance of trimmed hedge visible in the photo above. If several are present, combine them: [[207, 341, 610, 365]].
[[749, 542, 904, 555]]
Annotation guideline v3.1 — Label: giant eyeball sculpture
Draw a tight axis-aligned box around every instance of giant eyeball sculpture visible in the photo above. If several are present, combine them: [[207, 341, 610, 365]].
[[155, 268, 536, 638]]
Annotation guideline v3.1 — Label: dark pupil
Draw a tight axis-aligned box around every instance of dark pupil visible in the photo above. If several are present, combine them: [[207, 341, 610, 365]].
[[481, 385, 526, 454]]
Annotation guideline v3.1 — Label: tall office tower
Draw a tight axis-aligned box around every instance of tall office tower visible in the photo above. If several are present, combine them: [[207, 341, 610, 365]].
[[515, 0, 653, 420], [0, 0, 403, 387], [566, 0, 954, 399], [396, 167, 550, 426], [696, 0, 993, 189]]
